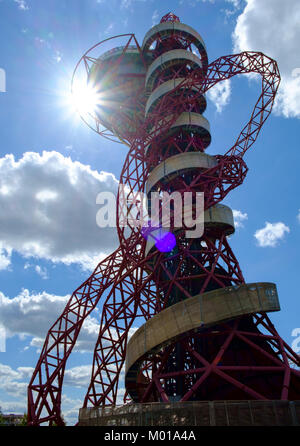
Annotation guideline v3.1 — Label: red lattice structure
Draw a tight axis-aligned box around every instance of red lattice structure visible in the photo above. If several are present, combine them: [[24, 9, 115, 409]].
[[28, 13, 300, 426]]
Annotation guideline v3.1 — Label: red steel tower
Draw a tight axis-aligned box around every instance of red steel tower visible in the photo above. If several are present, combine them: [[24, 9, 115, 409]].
[[28, 12, 300, 426]]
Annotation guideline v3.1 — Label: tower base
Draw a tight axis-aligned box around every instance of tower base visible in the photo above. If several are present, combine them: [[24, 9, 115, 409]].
[[78, 401, 300, 426]]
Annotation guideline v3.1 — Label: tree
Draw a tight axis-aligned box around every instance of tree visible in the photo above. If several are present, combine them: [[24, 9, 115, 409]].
[[19, 413, 28, 426], [0, 407, 6, 426]]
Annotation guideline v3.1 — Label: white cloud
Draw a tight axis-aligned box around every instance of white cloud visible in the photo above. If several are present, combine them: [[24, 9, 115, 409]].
[[0, 289, 69, 339], [232, 0, 300, 119], [152, 9, 159, 26], [207, 79, 231, 113], [0, 363, 90, 424], [14, 0, 29, 10], [24, 263, 48, 279], [0, 399, 27, 415], [0, 151, 119, 270], [63, 365, 93, 388], [0, 289, 103, 351], [222, 0, 242, 22], [179, 0, 215, 5], [0, 363, 30, 398], [34, 265, 48, 279], [0, 288, 138, 353], [121, 0, 148, 9], [0, 323, 138, 423], [61, 395, 83, 425], [233, 209, 248, 228], [226, 0, 241, 7], [254, 221, 290, 247], [0, 68, 6, 93], [0, 243, 11, 271], [104, 23, 114, 35], [297, 209, 300, 223]]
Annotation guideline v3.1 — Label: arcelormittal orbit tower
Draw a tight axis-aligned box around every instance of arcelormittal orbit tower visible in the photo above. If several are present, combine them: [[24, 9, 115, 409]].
[[28, 12, 300, 426]]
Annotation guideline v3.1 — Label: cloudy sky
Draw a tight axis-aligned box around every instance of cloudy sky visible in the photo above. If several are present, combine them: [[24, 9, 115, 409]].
[[0, 0, 300, 425]]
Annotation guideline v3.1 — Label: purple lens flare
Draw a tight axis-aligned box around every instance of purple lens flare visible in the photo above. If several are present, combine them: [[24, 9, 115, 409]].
[[155, 231, 176, 252], [141, 226, 176, 253]]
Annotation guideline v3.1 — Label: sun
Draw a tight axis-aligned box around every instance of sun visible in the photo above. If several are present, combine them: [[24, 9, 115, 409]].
[[55, 70, 106, 130], [69, 78, 101, 117]]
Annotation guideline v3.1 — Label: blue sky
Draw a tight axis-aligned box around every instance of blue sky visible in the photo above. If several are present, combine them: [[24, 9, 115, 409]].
[[0, 0, 300, 425]]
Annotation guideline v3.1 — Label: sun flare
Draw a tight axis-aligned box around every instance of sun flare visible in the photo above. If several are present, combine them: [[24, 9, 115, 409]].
[[70, 79, 101, 117]]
